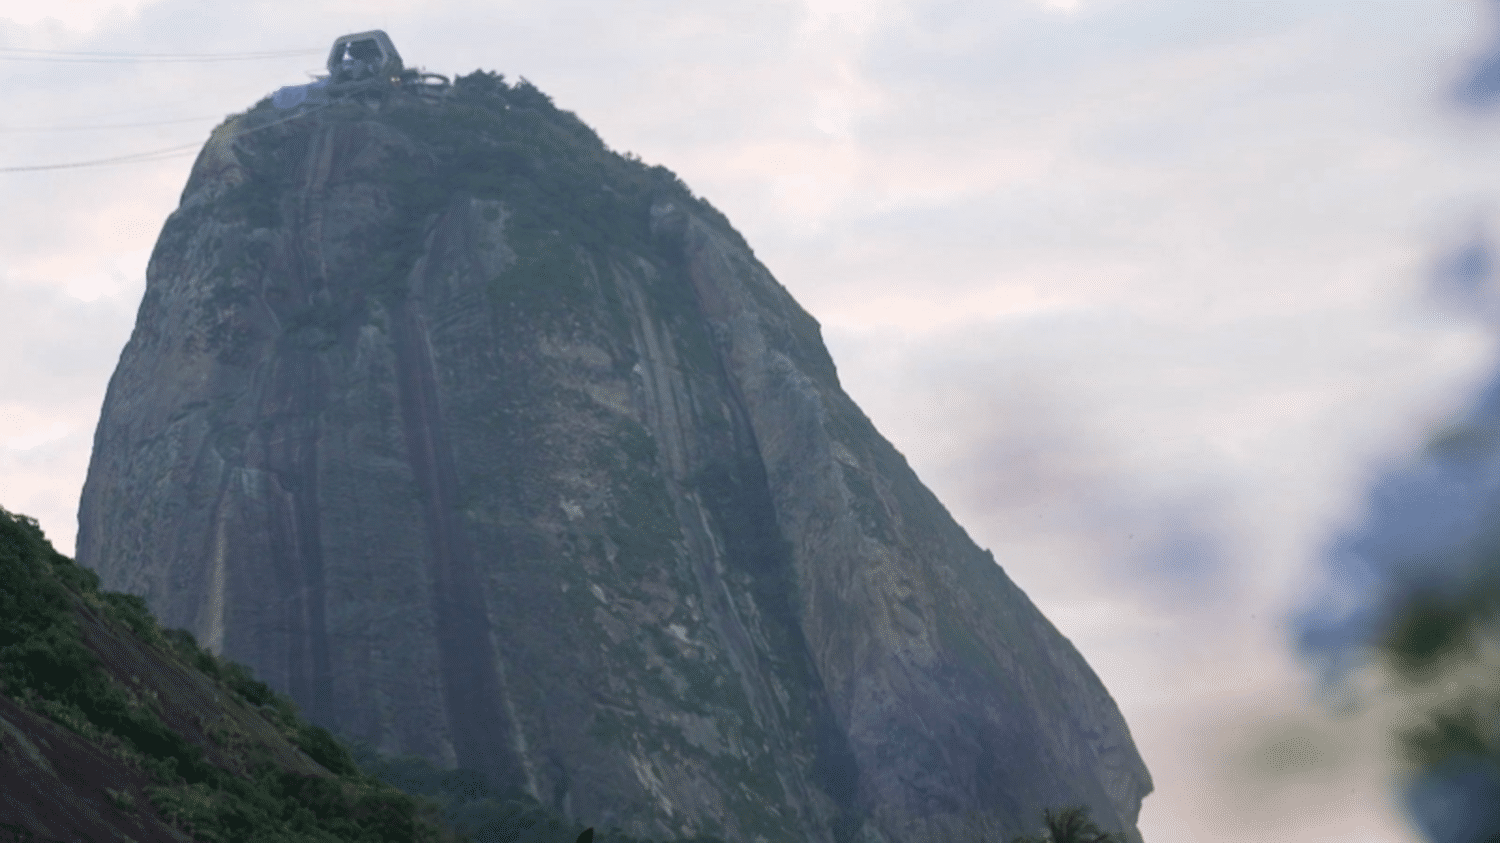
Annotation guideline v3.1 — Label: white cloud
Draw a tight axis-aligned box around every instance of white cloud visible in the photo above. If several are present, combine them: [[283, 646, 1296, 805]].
[[0, 0, 149, 30]]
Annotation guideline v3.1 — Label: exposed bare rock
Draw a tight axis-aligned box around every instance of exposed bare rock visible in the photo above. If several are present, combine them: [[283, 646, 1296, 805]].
[[79, 74, 1151, 843]]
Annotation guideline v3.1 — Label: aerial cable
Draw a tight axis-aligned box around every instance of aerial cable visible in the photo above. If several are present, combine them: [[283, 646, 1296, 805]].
[[0, 46, 315, 57], [0, 142, 202, 172], [0, 102, 328, 173], [0, 114, 223, 132], [0, 47, 319, 63]]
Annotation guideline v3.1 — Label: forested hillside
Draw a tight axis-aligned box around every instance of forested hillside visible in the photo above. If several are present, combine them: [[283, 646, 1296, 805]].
[[0, 505, 704, 843]]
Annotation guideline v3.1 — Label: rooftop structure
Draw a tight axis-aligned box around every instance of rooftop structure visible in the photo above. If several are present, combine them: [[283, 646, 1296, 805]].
[[326, 30, 403, 85], [272, 30, 446, 109]]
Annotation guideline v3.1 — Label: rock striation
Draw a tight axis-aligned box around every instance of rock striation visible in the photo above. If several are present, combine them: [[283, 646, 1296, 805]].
[[78, 72, 1152, 843]]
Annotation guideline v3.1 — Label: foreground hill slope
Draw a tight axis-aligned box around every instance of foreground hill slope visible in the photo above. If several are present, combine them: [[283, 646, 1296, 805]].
[[78, 71, 1151, 843], [0, 506, 458, 842], [0, 507, 693, 843]]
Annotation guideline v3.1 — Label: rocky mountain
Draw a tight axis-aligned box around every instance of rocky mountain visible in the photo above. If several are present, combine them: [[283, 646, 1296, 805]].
[[77, 69, 1152, 843]]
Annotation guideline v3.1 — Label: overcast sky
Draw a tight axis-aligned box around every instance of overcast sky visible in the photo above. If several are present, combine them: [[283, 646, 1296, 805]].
[[6, 1, 1500, 840]]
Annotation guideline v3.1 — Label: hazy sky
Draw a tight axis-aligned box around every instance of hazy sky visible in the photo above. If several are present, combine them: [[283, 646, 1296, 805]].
[[5, 1, 1500, 840]]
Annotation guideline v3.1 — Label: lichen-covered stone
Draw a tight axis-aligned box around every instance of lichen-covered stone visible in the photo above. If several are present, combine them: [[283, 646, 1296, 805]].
[[78, 75, 1151, 843]]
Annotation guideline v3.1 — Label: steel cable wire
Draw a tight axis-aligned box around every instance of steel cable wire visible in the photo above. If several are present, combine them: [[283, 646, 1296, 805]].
[[0, 47, 319, 63], [0, 102, 329, 173]]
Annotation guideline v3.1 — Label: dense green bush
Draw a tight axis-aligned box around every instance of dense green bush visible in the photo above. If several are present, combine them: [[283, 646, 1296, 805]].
[[295, 722, 361, 777], [0, 510, 75, 650], [99, 591, 162, 644]]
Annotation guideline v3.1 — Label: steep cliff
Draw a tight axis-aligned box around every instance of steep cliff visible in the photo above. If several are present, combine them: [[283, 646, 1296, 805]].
[[78, 71, 1152, 843]]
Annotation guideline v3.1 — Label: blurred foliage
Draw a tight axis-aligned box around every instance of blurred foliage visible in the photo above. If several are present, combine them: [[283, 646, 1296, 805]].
[[1400, 697, 1498, 770], [1425, 424, 1499, 465], [1358, 554, 1500, 842], [1378, 585, 1500, 771], [1380, 588, 1487, 679]]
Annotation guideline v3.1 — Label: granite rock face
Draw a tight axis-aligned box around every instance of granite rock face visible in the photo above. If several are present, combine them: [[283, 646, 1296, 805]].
[[78, 75, 1152, 843]]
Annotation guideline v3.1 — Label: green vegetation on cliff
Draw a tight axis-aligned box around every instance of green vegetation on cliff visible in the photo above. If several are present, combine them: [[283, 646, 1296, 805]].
[[0, 505, 454, 842], [1007, 805, 1122, 843], [0, 505, 725, 843], [225, 70, 742, 329]]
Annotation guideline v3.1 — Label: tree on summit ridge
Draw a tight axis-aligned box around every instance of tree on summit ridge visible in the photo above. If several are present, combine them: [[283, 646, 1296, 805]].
[[1009, 804, 1120, 843]]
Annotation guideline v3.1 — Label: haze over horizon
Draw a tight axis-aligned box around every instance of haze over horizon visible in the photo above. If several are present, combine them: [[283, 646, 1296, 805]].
[[6, 1, 1500, 840]]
